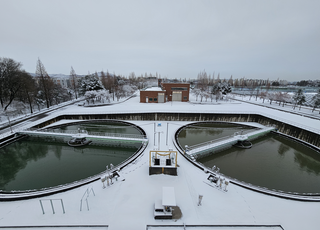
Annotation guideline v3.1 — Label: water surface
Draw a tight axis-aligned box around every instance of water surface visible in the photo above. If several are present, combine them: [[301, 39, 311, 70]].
[[0, 139, 138, 191], [198, 134, 320, 193], [55, 121, 141, 135], [177, 123, 254, 149]]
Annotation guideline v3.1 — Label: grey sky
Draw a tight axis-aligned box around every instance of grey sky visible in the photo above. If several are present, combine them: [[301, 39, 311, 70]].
[[1, 0, 320, 81]]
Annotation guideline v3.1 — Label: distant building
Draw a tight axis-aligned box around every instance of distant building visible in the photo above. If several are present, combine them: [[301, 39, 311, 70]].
[[140, 87, 166, 103], [51, 76, 70, 88], [51, 75, 80, 88], [140, 82, 190, 103]]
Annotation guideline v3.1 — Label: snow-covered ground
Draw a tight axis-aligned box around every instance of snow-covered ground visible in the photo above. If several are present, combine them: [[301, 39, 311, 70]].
[[1, 92, 320, 229], [230, 93, 320, 120]]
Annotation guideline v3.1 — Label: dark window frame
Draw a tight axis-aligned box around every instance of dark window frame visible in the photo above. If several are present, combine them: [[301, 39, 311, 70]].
[[171, 87, 188, 91]]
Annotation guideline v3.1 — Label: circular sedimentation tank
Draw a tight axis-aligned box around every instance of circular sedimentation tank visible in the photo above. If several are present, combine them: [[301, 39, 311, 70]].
[[0, 120, 146, 195], [176, 121, 320, 195]]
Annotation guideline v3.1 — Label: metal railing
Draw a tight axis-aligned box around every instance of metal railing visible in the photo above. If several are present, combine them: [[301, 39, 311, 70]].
[[172, 130, 320, 201], [25, 128, 147, 140], [80, 187, 95, 211], [183, 128, 259, 152], [39, 199, 65, 214], [0, 137, 148, 200]]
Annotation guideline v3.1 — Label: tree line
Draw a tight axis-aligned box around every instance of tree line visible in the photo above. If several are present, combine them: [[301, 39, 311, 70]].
[[0, 57, 162, 114], [2, 57, 319, 114], [0, 57, 72, 114], [192, 70, 320, 112], [192, 70, 232, 102]]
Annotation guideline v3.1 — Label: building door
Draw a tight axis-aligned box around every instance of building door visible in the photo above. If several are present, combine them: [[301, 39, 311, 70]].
[[158, 93, 165, 103], [146, 96, 148, 103], [172, 91, 182, 101]]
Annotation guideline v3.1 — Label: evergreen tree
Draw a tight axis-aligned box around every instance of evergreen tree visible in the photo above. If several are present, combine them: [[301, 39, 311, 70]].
[[292, 89, 306, 110], [312, 89, 320, 113], [78, 74, 104, 96]]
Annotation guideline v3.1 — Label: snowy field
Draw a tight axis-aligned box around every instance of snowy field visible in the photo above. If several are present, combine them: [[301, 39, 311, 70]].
[[0, 92, 320, 229]]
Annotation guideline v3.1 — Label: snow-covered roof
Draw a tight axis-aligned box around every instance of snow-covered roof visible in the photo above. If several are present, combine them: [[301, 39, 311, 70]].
[[162, 187, 176, 206], [144, 87, 164, 91]]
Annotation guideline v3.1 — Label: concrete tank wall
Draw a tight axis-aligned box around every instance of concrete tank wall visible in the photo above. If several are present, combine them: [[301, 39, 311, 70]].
[[34, 112, 320, 148]]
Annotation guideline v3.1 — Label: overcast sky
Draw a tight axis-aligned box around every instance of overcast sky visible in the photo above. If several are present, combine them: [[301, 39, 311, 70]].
[[1, 0, 320, 81]]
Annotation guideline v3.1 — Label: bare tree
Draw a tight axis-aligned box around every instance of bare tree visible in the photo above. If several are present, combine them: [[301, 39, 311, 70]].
[[196, 70, 209, 102], [248, 81, 257, 100], [228, 75, 233, 86], [69, 66, 78, 99], [192, 89, 201, 101], [275, 92, 290, 107], [259, 91, 268, 103], [51, 83, 69, 105], [268, 92, 276, 105], [35, 58, 53, 108], [255, 88, 260, 101], [19, 71, 36, 113], [311, 89, 320, 113], [0, 58, 24, 111], [102, 71, 116, 100], [282, 93, 291, 107]]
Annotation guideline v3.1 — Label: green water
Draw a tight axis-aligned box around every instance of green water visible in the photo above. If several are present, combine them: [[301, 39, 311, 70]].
[[54, 121, 141, 135], [195, 133, 320, 194], [0, 139, 138, 191], [178, 123, 254, 149]]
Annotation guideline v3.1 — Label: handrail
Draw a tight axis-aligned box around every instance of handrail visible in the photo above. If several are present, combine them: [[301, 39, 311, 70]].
[[80, 187, 95, 211], [0, 138, 148, 199], [172, 128, 320, 201], [23, 128, 147, 140], [184, 128, 259, 151]]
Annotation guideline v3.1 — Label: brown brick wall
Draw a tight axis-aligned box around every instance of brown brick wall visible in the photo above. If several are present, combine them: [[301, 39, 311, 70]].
[[161, 83, 190, 101], [140, 91, 165, 103]]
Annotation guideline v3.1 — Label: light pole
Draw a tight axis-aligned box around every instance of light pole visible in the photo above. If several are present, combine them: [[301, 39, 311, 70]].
[[166, 123, 169, 146], [6, 113, 13, 133], [155, 131, 163, 150]]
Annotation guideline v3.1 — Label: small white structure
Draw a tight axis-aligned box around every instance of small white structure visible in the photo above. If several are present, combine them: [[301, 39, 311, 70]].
[[154, 187, 176, 219], [149, 150, 178, 175]]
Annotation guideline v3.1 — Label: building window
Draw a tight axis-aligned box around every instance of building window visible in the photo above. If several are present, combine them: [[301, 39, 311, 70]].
[[154, 98, 157, 101], [183, 96, 187, 100], [149, 98, 153, 101], [171, 87, 188, 91]]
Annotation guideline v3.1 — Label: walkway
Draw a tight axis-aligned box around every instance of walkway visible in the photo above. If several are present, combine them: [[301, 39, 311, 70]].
[[186, 127, 276, 158], [17, 129, 148, 144]]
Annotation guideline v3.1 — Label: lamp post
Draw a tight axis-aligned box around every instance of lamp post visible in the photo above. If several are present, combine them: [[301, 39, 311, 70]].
[[155, 131, 163, 150], [5, 113, 13, 133]]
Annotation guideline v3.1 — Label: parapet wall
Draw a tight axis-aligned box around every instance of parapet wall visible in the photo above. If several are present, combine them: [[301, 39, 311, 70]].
[[33, 112, 320, 148]]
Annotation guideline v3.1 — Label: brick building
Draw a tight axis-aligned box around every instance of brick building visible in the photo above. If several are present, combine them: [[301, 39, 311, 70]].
[[140, 83, 190, 103]]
